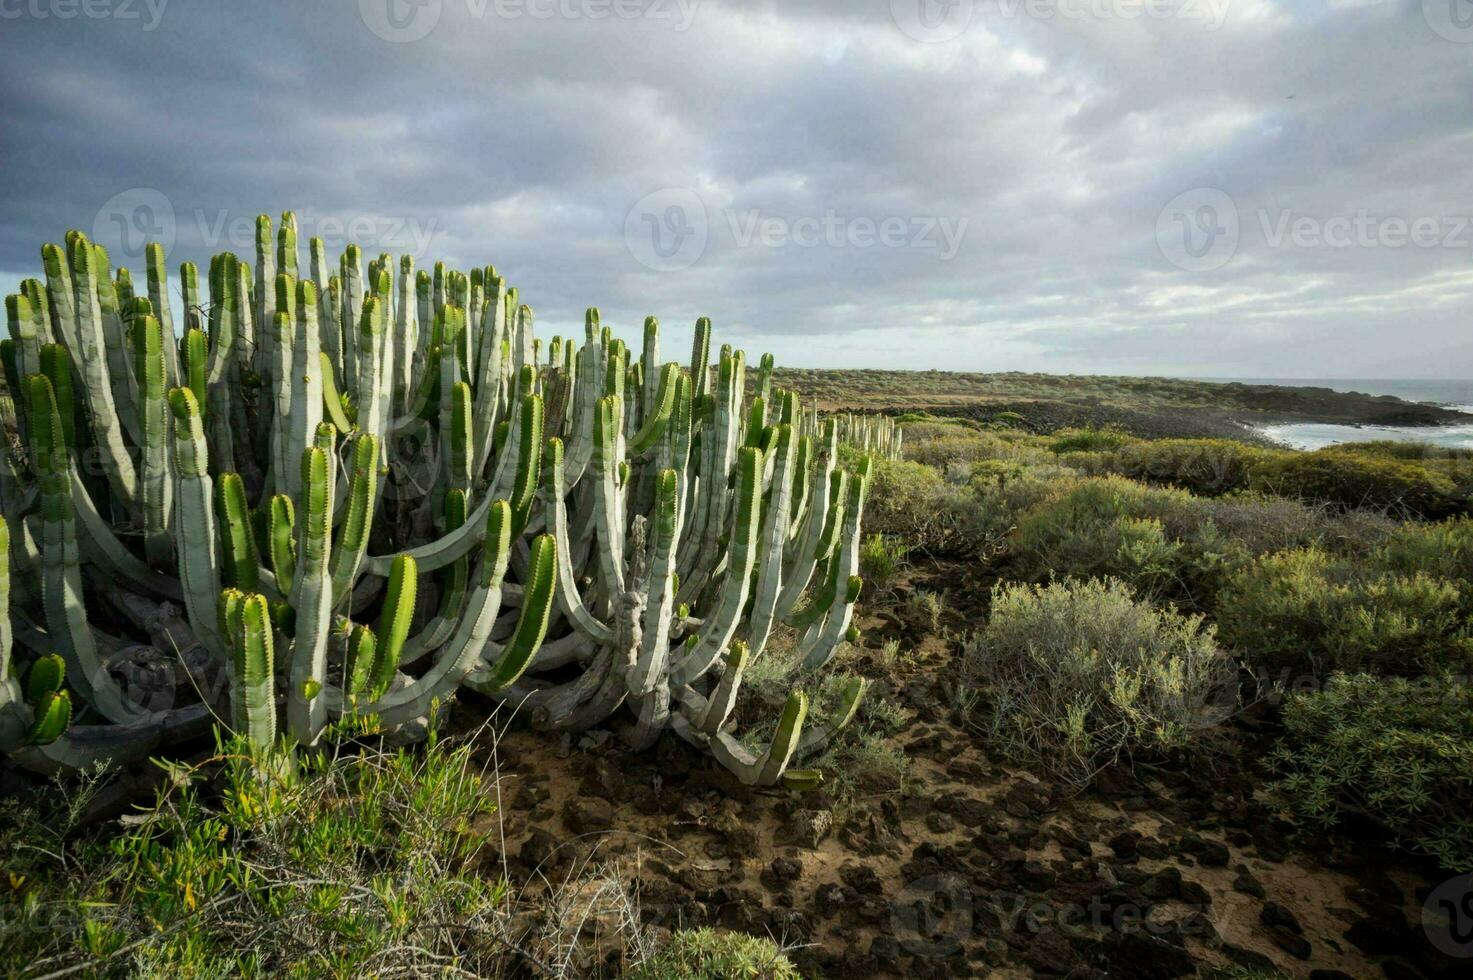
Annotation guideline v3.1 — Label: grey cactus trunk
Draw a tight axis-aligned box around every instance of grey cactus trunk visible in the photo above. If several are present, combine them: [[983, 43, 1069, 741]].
[[0, 216, 870, 788]]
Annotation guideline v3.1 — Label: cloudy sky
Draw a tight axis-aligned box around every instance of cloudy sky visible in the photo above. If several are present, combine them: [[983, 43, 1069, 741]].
[[2, 0, 1471, 377]]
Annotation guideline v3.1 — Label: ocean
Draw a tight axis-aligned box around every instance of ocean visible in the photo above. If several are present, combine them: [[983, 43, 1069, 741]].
[[1189, 378, 1473, 451]]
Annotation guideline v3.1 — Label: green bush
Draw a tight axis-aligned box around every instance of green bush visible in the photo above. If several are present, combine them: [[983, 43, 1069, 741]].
[[962, 578, 1236, 789], [1271, 673, 1473, 871], [859, 532, 908, 594], [629, 927, 800, 980], [1215, 548, 1473, 679], [1248, 447, 1460, 517], [865, 458, 1002, 557], [1049, 426, 1133, 454], [1111, 438, 1267, 495], [1333, 439, 1473, 462], [1010, 476, 1193, 598], [1374, 516, 1473, 585]]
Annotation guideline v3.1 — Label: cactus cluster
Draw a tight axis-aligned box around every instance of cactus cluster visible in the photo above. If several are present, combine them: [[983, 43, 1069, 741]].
[[0, 213, 870, 786], [832, 413, 902, 461]]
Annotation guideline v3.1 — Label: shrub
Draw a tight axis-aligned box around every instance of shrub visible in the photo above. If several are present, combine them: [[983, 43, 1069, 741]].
[[1215, 548, 1473, 679], [1248, 447, 1460, 517], [859, 533, 908, 594], [1270, 674, 1473, 871], [630, 927, 800, 980], [1374, 516, 1473, 585], [962, 578, 1236, 789], [1111, 438, 1267, 496], [866, 458, 1000, 557], [1010, 477, 1192, 598], [991, 410, 1027, 428], [1049, 426, 1132, 454]]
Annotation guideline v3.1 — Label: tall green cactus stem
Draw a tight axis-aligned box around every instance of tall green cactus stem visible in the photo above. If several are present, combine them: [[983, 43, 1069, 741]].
[[286, 281, 323, 500], [329, 434, 379, 606], [130, 310, 173, 570], [169, 387, 227, 661], [229, 591, 276, 748], [0, 516, 28, 749], [217, 473, 260, 591], [268, 494, 296, 594], [183, 328, 208, 414], [287, 445, 334, 746], [30, 374, 138, 724], [144, 243, 176, 379], [371, 554, 417, 698], [72, 235, 140, 515]]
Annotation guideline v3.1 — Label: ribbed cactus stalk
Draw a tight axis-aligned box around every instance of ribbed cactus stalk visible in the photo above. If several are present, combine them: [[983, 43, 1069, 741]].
[[0, 223, 870, 788]]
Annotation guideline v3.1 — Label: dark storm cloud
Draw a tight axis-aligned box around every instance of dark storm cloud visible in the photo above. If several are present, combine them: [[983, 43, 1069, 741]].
[[1, 0, 1470, 375]]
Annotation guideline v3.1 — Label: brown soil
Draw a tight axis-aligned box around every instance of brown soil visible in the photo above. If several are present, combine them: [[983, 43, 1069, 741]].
[[456, 558, 1467, 979]]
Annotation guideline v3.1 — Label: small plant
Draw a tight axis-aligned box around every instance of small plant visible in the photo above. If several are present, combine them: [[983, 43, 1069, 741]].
[[1049, 426, 1132, 454], [859, 532, 908, 594], [1270, 673, 1473, 871], [962, 577, 1237, 789], [629, 927, 801, 980], [899, 588, 945, 636]]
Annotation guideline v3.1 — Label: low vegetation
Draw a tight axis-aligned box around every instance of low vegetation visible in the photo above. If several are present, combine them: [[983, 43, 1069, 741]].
[[1270, 674, 1473, 872], [962, 578, 1236, 788], [882, 414, 1473, 871]]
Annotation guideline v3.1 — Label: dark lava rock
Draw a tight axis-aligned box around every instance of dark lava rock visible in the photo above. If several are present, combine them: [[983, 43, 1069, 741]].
[[812, 882, 849, 919], [1261, 901, 1304, 934], [1233, 870, 1267, 899], [762, 856, 803, 887], [1141, 867, 1183, 902], [1178, 877, 1212, 908], [1097, 930, 1198, 979], [1379, 963, 1430, 980], [1136, 837, 1169, 860], [1309, 971, 1358, 980], [1266, 925, 1313, 961], [868, 935, 901, 972], [1020, 928, 1078, 975], [518, 827, 562, 870], [562, 796, 613, 834], [1196, 840, 1231, 867], [926, 812, 957, 834], [935, 792, 992, 827], [784, 808, 833, 848], [1003, 781, 1051, 818], [1020, 860, 1057, 891], [840, 863, 885, 896], [1109, 830, 1141, 860], [1345, 914, 1417, 956], [1223, 943, 1279, 973]]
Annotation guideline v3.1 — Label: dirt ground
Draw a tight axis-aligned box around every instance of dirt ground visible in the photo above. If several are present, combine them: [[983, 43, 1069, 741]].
[[458, 557, 1467, 979]]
